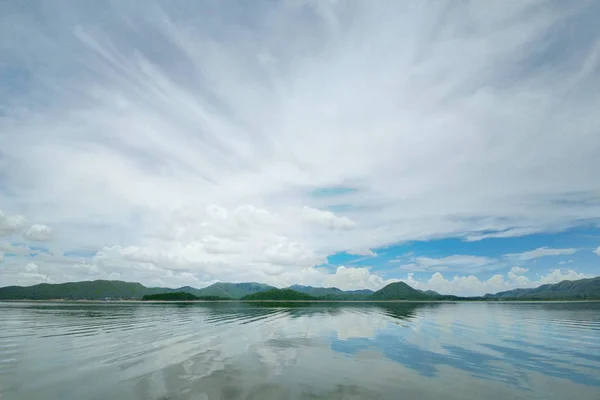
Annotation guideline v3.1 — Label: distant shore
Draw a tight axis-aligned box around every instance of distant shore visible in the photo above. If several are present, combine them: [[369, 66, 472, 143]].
[[2, 299, 599, 303]]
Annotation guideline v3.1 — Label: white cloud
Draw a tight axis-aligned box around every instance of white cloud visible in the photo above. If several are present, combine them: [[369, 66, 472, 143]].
[[507, 266, 529, 281], [594, 246, 600, 256], [25, 263, 39, 273], [510, 266, 529, 275], [394, 255, 496, 272], [301, 206, 356, 230], [464, 228, 542, 242], [0, 211, 26, 236], [23, 224, 54, 241], [405, 268, 590, 297], [0, 242, 30, 255], [538, 268, 587, 285], [346, 248, 377, 257], [1, 1, 599, 289], [505, 247, 577, 261], [319, 266, 398, 291], [0, 251, 3, 263], [558, 259, 574, 265]]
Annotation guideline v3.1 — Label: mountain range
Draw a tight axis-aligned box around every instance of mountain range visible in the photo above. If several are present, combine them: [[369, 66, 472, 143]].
[[0, 277, 598, 301], [484, 277, 600, 300]]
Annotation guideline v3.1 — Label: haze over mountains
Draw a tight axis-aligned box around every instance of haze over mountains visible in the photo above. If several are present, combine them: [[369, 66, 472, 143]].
[[1, 277, 599, 301]]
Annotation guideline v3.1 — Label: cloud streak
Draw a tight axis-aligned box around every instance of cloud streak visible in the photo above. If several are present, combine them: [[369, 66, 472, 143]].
[[504, 247, 578, 261]]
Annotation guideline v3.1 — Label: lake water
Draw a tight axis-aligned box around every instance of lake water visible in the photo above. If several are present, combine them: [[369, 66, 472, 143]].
[[0, 301, 599, 400]]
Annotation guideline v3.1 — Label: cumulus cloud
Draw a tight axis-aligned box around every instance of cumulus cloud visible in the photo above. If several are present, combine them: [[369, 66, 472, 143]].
[[25, 263, 39, 273], [594, 247, 600, 256], [507, 266, 529, 282], [509, 267, 529, 275], [505, 247, 577, 261], [405, 268, 590, 297], [1, 1, 600, 289], [538, 268, 588, 285], [319, 266, 398, 291], [0, 211, 26, 236], [23, 224, 54, 241]]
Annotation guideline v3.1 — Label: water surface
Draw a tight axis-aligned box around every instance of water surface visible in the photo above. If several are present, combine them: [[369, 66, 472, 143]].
[[1, 301, 599, 400]]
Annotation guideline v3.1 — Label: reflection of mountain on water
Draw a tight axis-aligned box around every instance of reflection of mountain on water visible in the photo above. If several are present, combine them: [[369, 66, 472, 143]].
[[153, 302, 444, 331], [372, 302, 443, 322]]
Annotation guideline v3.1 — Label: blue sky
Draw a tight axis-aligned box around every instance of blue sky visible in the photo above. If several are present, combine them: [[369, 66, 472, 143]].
[[1, 0, 599, 295]]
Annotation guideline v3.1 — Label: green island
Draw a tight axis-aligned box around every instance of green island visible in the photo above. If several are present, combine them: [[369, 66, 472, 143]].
[[0, 277, 598, 301]]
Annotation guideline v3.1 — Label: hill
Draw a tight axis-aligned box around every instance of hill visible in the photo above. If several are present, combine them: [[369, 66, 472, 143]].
[[0, 280, 273, 300], [1, 277, 598, 301], [484, 277, 600, 300], [196, 282, 275, 299], [287, 285, 373, 300], [369, 282, 433, 300], [141, 292, 228, 301], [0, 280, 169, 300], [242, 289, 317, 301]]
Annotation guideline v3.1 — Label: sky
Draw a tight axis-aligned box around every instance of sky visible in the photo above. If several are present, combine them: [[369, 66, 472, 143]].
[[1, 0, 599, 296]]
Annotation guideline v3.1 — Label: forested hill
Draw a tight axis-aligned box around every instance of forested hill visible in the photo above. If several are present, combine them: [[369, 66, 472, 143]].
[[369, 282, 433, 300], [484, 277, 600, 300], [242, 289, 316, 301], [0, 280, 165, 300], [1, 277, 599, 301], [0, 280, 276, 300]]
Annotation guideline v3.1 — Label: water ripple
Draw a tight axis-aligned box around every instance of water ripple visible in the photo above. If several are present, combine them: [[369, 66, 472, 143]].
[[1, 301, 599, 400]]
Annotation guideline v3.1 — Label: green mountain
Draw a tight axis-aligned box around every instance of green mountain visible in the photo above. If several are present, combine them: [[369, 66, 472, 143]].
[[369, 282, 432, 300], [1, 277, 598, 301], [196, 282, 275, 299], [287, 285, 373, 300], [0, 280, 277, 300], [141, 292, 228, 301], [0, 280, 169, 300], [242, 289, 316, 301], [484, 277, 600, 300]]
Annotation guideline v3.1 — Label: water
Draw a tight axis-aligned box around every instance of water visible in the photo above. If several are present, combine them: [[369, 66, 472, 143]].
[[0, 302, 599, 400]]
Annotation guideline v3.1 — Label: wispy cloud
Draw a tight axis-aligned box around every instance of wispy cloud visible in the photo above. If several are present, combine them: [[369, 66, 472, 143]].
[[504, 247, 577, 261], [346, 248, 377, 257], [393, 255, 496, 273], [1, 1, 599, 290]]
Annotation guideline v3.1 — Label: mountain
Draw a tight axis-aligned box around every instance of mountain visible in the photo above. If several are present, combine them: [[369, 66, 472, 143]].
[[287, 285, 373, 300], [242, 288, 317, 301], [0, 280, 273, 300], [196, 282, 275, 299], [1, 277, 598, 301], [484, 277, 600, 300], [369, 282, 433, 300], [0, 280, 169, 300], [141, 292, 228, 301]]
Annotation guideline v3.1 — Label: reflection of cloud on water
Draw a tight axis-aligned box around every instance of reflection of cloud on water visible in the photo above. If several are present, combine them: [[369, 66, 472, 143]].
[[329, 303, 600, 391], [10, 302, 599, 400], [333, 310, 389, 340]]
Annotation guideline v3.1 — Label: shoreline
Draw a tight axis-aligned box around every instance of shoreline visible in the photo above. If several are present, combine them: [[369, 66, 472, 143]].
[[2, 299, 599, 303]]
